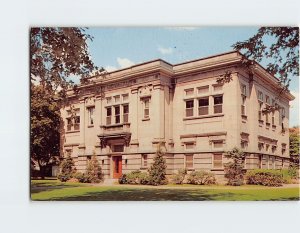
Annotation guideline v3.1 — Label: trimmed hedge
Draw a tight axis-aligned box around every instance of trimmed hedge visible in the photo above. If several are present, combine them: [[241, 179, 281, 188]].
[[118, 171, 149, 185], [187, 171, 216, 185]]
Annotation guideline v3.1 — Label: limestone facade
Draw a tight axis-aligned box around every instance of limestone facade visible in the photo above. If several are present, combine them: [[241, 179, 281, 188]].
[[61, 51, 294, 181]]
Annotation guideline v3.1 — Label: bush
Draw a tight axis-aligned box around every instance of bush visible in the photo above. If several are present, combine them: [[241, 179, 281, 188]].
[[85, 155, 104, 183], [148, 143, 168, 185], [288, 166, 299, 179], [74, 172, 89, 183], [171, 169, 187, 184], [119, 171, 149, 185], [245, 169, 284, 186], [224, 148, 246, 186], [187, 171, 216, 185], [57, 155, 76, 182]]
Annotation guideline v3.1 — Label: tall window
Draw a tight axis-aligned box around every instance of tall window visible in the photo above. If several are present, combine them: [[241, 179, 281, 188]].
[[213, 154, 223, 168], [106, 107, 112, 125], [141, 154, 148, 167], [198, 97, 209, 115], [74, 116, 80, 130], [241, 84, 247, 96], [258, 91, 263, 101], [258, 103, 263, 121], [88, 107, 95, 125], [241, 96, 246, 115], [265, 95, 270, 105], [115, 106, 120, 124], [144, 98, 150, 119], [272, 112, 275, 125], [123, 105, 129, 123], [185, 154, 193, 169], [265, 113, 270, 124], [185, 100, 194, 117], [67, 118, 72, 131], [213, 95, 223, 114]]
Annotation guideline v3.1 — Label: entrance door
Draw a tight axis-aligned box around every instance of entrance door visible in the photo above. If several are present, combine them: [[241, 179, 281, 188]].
[[113, 156, 122, 178]]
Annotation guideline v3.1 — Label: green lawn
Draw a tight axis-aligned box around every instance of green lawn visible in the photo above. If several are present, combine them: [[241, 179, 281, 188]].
[[31, 179, 299, 201]]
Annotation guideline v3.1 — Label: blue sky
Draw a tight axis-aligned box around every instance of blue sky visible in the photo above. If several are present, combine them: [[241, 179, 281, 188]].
[[85, 27, 299, 126]]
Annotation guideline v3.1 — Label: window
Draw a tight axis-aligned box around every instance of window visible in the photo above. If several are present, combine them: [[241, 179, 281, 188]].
[[122, 94, 129, 102], [265, 113, 270, 124], [106, 97, 112, 104], [144, 98, 150, 119], [114, 95, 120, 103], [272, 145, 277, 153], [241, 141, 248, 149], [272, 112, 275, 125], [185, 88, 194, 97], [241, 84, 247, 96], [67, 118, 72, 131], [141, 154, 148, 167], [112, 145, 124, 152], [185, 142, 195, 150], [258, 102, 263, 121], [213, 140, 223, 149], [87, 107, 95, 125], [213, 154, 223, 169], [266, 144, 270, 152], [281, 144, 286, 155], [123, 105, 129, 123], [185, 100, 194, 117], [115, 106, 120, 124], [258, 91, 263, 101], [106, 107, 112, 125], [198, 85, 209, 95], [185, 154, 193, 169], [198, 97, 209, 115], [241, 95, 246, 115], [213, 84, 222, 92], [213, 95, 223, 114], [74, 116, 80, 130], [282, 107, 286, 118], [265, 95, 270, 105], [258, 142, 264, 151]]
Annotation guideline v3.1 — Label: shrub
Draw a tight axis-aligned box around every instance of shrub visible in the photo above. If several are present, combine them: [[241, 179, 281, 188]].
[[57, 155, 76, 182], [171, 169, 187, 184], [148, 143, 168, 185], [224, 148, 246, 186], [119, 171, 149, 185], [187, 171, 216, 185], [245, 169, 284, 186], [74, 172, 89, 183], [85, 155, 104, 183], [288, 165, 299, 179]]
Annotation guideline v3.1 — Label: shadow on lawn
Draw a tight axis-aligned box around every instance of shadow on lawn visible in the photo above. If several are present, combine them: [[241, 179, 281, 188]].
[[40, 188, 244, 201], [31, 182, 84, 194]]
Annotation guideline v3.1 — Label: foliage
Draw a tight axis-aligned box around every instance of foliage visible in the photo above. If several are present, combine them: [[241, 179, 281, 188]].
[[224, 147, 246, 186], [57, 155, 76, 182], [30, 85, 61, 178], [30, 27, 102, 94], [233, 27, 299, 89], [171, 169, 187, 184], [148, 143, 168, 186], [287, 166, 299, 180], [289, 127, 300, 166], [74, 172, 89, 183], [118, 171, 149, 185], [245, 169, 284, 186], [187, 171, 217, 185], [85, 155, 104, 183]]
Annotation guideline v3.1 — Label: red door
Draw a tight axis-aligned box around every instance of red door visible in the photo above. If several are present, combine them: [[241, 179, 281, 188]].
[[113, 156, 122, 178]]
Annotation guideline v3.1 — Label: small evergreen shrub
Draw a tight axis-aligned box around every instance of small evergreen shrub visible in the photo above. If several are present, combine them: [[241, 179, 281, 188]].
[[245, 169, 284, 186], [118, 174, 128, 184], [171, 169, 187, 184], [288, 166, 299, 180], [57, 155, 76, 182], [187, 171, 216, 185], [148, 143, 168, 186], [224, 148, 246, 186], [85, 155, 104, 183]]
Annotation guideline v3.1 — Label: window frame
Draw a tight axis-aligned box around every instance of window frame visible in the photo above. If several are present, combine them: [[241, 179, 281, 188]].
[[213, 95, 223, 114], [87, 107, 95, 126], [198, 97, 209, 116], [185, 99, 194, 117], [185, 154, 194, 169], [213, 153, 223, 169]]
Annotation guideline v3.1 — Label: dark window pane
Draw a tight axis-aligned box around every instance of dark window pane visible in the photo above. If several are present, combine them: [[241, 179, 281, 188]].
[[123, 105, 129, 114], [186, 100, 194, 108], [107, 107, 112, 116], [214, 96, 223, 104], [115, 106, 120, 115], [199, 98, 209, 107]]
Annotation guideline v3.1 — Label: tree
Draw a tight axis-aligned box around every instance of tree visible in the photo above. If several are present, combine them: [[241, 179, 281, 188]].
[[30, 27, 102, 95], [85, 154, 104, 183], [233, 27, 299, 90], [289, 126, 300, 167], [30, 84, 61, 179], [148, 143, 168, 185], [224, 147, 246, 186], [57, 154, 76, 182]]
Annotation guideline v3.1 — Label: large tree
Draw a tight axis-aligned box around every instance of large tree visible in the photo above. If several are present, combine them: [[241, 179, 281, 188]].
[[30, 27, 100, 178], [289, 126, 300, 167], [233, 27, 299, 90], [30, 85, 61, 178]]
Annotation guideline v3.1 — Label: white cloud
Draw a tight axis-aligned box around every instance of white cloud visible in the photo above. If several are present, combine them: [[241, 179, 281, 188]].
[[165, 27, 198, 31], [158, 46, 173, 55], [117, 57, 135, 68], [290, 90, 300, 127], [105, 65, 117, 72]]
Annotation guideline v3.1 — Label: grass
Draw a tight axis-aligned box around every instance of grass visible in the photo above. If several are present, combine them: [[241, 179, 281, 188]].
[[31, 179, 299, 201]]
